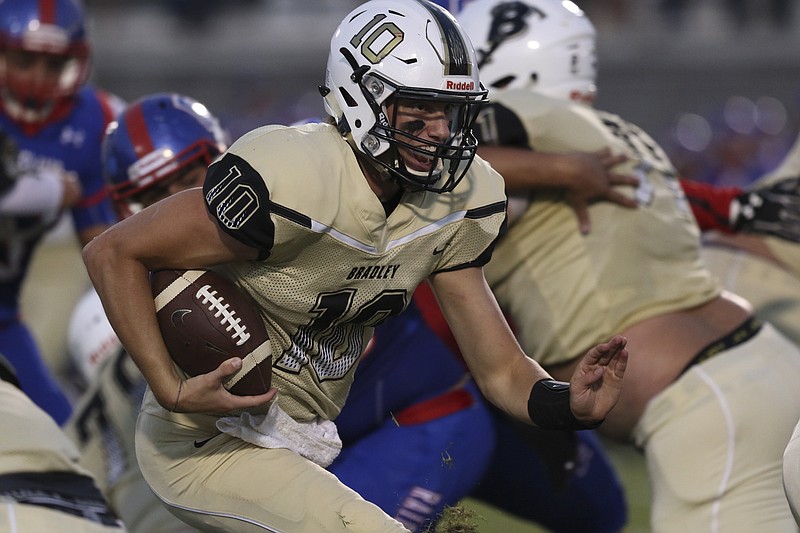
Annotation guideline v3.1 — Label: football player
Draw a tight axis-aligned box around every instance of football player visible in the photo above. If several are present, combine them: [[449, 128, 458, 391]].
[[0, 0, 123, 425], [82, 1, 628, 532], [693, 131, 800, 527], [432, 0, 800, 242], [68, 283, 498, 533], [456, 1, 800, 531], [0, 353, 127, 532], [64, 92, 223, 533], [69, 97, 625, 533], [71, 93, 618, 533], [69, 92, 490, 533]]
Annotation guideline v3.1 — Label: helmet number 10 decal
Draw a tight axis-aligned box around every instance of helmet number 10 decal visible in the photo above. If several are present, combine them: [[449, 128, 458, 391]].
[[350, 14, 404, 65]]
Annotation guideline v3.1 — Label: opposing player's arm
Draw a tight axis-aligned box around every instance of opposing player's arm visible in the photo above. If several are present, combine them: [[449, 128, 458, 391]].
[[0, 126, 80, 217], [0, 171, 68, 217], [681, 176, 800, 243], [82, 188, 271, 412], [731, 176, 800, 243], [679, 178, 740, 233]]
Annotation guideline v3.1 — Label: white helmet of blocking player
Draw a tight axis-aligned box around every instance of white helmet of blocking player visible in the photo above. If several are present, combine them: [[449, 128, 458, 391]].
[[321, 0, 488, 193], [67, 288, 122, 385], [457, 0, 597, 103]]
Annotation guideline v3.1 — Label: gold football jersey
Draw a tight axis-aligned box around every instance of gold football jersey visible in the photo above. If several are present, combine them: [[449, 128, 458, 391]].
[[204, 123, 507, 421], [478, 91, 721, 365], [764, 236, 800, 280], [0, 379, 88, 476], [64, 350, 145, 496], [64, 352, 193, 533]]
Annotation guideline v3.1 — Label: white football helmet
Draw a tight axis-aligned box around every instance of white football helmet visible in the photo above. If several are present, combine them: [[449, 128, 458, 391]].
[[457, 0, 597, 103], [321, 0, 488, 193], [67, 289, 122, 384]]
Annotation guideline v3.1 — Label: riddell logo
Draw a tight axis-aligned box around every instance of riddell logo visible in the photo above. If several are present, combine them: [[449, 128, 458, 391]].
[[446, 80, 474, 90]]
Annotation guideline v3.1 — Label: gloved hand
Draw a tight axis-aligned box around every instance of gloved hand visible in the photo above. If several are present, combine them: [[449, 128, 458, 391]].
[[731, 176, 800, 243]]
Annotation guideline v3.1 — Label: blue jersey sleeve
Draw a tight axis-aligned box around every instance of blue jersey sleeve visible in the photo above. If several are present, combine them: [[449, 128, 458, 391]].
[[70, 187, 116, 230], [68, 87, 122, 231]]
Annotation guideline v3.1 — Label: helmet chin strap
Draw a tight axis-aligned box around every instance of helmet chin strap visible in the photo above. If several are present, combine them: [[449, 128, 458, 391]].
[[320, 82, 393, 189], [319, 85, 349, 135]]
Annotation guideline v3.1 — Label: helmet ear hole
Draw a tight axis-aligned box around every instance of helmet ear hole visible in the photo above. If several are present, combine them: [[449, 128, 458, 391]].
[[339, 88, 358, 108]]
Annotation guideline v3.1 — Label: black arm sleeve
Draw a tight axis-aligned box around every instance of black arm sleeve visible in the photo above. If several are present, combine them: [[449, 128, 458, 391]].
[[473, 102, 530, 148], [203, 153, 275, 261]]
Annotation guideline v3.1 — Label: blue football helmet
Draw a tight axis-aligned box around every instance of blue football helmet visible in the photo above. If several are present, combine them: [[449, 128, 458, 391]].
[[0, 0, 91, 124], [102, 92, 229, 216]]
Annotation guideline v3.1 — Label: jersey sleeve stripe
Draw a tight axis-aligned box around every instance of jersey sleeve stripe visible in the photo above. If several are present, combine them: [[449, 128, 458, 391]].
[[465, 200, 506, 219], [270, 203, 312, 228]]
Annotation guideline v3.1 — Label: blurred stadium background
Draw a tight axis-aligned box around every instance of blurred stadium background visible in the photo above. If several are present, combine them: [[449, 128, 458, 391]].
[[21, 1, 799, 531]]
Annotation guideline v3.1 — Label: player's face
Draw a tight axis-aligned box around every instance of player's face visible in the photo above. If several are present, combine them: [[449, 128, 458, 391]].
[[389, 98, 454, 174], [2, 49, 70, 108], [135, 161, 207, 210]]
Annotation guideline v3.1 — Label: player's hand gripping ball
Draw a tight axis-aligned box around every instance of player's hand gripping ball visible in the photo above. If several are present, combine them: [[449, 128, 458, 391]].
[[151, 269, 272, 395]]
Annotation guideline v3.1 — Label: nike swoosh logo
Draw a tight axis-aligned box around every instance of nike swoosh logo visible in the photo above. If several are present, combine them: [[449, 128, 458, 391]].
[[433, 243, 450, 255], [193, 434, 220, 448], [171, 309, 192, 327]]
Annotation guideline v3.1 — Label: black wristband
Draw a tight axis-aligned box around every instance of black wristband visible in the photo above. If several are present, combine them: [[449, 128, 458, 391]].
[[527, 379, 603, 430]]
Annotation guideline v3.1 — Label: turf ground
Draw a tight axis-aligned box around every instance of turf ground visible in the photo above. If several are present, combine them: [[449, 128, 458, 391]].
[[458, 438, 652, 533]]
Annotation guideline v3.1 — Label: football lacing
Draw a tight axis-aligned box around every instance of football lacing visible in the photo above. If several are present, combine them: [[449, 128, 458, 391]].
[[195, 285, 251, 346]]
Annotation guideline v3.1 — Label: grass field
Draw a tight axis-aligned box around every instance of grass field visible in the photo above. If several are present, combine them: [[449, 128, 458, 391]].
[[457, 438, 652, 533]]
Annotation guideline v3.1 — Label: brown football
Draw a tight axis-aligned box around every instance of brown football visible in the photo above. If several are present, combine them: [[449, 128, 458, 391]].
[[150, 269, 272, 396]]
